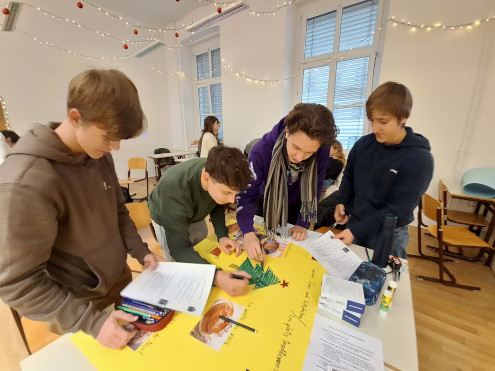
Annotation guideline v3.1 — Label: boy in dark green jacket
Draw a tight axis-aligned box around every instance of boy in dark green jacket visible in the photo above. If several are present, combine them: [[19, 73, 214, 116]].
[[148, 146, 253, 297]]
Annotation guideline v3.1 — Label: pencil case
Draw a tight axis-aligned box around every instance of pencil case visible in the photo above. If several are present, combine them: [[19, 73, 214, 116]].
[[115, 297, 175, 332], [348, 262, 386, 306]]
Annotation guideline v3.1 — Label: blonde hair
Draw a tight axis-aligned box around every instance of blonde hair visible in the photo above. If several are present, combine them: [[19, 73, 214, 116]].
[[331, 140, 346, 167]]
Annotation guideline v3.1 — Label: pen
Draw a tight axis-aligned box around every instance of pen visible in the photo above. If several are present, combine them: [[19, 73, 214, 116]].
[[231, 273, 248, 280], [219, 316, 256, 333]]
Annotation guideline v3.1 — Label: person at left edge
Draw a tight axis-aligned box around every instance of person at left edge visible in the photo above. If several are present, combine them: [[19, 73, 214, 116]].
[[148, 146, 253, 297], [0, 69, 166, 350]]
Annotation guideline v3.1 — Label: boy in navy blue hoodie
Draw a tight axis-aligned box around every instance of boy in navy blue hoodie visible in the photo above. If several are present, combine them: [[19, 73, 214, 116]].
[[334, 82, 434, 258]]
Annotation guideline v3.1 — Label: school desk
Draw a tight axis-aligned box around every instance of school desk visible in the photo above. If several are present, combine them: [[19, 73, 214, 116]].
[[20, 234, 418, 371], [148, 150, 197, 180]]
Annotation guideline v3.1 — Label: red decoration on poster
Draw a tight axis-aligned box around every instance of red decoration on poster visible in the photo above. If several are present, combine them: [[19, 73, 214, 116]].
[[123, 44, 128, 49], [77, 2, 83, 9], [133, 29, 138, 35], [175, 32, 179, 37], [280, 280, 289, 288], [217, 7, 221, 13], [3, 8, 10, 15]]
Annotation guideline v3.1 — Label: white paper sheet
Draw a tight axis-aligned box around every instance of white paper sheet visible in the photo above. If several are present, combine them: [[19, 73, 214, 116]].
[[303, 230, 363, 279], [303, 313, 384, 371], [120, 262, 216, 316]]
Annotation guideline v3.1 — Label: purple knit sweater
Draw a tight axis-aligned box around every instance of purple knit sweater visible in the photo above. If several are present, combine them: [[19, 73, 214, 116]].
[[236, 117, 330, 234]]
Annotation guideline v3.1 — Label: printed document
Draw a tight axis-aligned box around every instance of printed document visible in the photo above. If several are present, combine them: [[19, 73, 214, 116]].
[[303, 313, 384, 371], [305, 230, 363, 279], [121, 262, 216, 316]]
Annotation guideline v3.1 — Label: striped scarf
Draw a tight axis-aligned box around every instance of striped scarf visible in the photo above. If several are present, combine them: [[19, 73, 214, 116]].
[[263, 131, 318, 237]]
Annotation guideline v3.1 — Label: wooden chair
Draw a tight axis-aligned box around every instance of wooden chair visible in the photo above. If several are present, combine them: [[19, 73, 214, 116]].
[[438, 180, 489, 233], [127, 157, 149, 201], [411, 193, 493, 291], [125, 202, 164, 273]]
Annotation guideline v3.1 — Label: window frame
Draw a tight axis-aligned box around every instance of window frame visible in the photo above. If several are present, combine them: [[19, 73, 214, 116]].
[[192, 46, 223, 140], [295, 0, 386, 147]]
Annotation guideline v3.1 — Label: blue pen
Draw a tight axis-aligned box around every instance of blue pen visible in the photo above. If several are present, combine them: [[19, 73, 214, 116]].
[[122, 298, 167, 313]]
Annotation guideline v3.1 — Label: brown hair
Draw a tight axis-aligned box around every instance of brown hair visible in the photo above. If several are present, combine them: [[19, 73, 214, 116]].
[[67, 69, 146, 140], [331, 140, 346, 167], [366, 81, 412, 122], [203, 116, 219, 136], [205, 146, 251, 191], [285, 103, 338, 147]]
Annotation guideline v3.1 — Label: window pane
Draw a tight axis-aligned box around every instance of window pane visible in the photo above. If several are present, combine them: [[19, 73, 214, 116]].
[[210, 83, 223, 114], [196, 52, 210, 80], [334, 106, 365, 149], [302, 65, 330, 105], [210, 84, 223, 139], [334, 57, 369, 106], [211, 48, 221, 79], [305, 11, 336, 58], [198, 87, 210, 116], [339, 0, 378, 51]]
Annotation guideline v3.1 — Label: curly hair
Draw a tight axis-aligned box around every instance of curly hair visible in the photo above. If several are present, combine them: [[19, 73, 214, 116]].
[[285, 103, 338, 147], [205, 146, 252, 191]]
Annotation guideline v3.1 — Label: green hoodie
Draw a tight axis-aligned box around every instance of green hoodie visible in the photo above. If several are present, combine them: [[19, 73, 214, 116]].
[[0, 123, 150, 338]]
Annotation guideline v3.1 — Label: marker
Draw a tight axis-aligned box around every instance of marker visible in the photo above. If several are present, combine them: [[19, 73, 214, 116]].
[[117, 306, 162, 320], [231, 273, 248, 280], [219, 316, 256, 333]]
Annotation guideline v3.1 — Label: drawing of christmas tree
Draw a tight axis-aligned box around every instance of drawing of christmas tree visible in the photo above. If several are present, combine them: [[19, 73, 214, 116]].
[[238, 258, 281, 290]]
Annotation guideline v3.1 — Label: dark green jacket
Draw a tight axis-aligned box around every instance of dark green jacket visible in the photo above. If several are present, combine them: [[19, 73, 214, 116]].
[[148, 158, 228, 263]]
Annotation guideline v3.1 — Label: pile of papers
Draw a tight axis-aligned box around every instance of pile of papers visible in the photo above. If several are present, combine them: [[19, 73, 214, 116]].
[[318, 274, 365, 327]]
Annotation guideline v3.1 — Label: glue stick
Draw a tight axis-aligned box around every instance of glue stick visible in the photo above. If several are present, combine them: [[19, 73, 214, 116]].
[[387, 280, 398, 306], [379, 290, 392, 317]]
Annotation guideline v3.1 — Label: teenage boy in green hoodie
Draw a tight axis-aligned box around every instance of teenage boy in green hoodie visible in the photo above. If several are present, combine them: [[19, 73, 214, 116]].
[[148, 146, 253, 298], [0, 69, 165, 349]]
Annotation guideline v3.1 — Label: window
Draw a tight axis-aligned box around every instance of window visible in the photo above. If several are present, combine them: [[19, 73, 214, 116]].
[[195, 48, 223, 140], [300, 0, 380, 149]]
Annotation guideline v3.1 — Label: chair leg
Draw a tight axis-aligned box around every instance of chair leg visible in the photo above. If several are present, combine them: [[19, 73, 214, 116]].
[[416, 238, 481, 291], [10, 308, 31, 355]]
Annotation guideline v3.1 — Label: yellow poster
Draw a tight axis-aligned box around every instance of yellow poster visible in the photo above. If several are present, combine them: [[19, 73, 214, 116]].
[[71, 226, 325, 370]]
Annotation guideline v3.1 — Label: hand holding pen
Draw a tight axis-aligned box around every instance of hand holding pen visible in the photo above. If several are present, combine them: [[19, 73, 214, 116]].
[[334, 204, 349, 225]]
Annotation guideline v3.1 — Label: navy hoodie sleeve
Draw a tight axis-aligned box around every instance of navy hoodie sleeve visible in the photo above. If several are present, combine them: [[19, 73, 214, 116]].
[[336, 144, 357, 207], [349, 149, 433, 245]]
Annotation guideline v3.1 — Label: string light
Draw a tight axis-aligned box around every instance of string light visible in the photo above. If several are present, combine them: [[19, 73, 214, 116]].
[[17, 28, 135, 60], [0, 96, 10, 129], [82, 0, 193, 32], [23, 3, 158, 44], [390, 15, 495, 30], [248, 1, 296, 16]]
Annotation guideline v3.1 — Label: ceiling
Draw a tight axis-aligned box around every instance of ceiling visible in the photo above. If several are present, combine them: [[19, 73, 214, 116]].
[[89, 0, 204, 28]]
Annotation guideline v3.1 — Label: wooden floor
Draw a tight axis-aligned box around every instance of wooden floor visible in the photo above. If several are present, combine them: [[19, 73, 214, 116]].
[[2, 176, 495, 370]]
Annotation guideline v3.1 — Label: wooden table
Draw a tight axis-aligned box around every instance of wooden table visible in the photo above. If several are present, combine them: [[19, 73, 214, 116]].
[[443, 180, 495, 265], [20, 230, 418, 371], [148, 150, 197, 180]]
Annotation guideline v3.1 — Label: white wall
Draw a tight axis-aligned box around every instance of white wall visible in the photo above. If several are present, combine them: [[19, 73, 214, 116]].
[[2, 0, 494, 186], [377, 0, 495, 198], [0, 0, 173, 178]]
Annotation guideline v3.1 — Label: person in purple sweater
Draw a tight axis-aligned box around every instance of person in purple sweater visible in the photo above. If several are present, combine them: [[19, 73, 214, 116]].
[[236, 103, 338, 263]]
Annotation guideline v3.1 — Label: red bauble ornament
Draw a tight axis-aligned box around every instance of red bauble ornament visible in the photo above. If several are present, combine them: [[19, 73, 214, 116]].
[[133, 29, 138, 35], [77, 2, 83, 9], [3, 8, 10, 15], [123, 44, 128, 49], [175, 32, 179, 37], [217, 7, 222, 13]]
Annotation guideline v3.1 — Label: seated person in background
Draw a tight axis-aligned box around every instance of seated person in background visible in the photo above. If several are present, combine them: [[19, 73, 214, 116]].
[[333, 81, 434, 258], [1, 129, 20, 147], [198, 115, 220, 157], [148, 146, 253, 297], [243, 138, 261, 158], [323, 140, 346, 192], [0, 69, 165, 349], [236, 103, 338, 263]]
